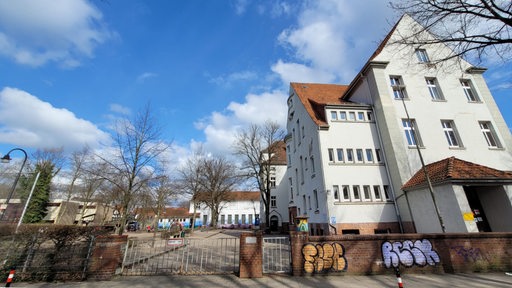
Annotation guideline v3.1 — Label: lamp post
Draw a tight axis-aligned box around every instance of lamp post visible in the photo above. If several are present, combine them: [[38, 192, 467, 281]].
[[1, 148, 28, 222]]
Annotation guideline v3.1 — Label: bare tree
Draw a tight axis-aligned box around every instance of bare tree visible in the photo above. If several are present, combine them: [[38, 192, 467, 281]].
[[391, 0, 512, 64], [95, 105, 170, 235], [232, 121, 285, 231], [195, 156, 241, 228]]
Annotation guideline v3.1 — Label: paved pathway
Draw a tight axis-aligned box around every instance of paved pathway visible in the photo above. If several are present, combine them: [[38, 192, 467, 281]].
[[10, 272, 512, 288]]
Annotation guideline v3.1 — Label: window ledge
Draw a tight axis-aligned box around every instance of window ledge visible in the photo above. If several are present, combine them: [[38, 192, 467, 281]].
[[488, 147, 505, 151], [407, 145, 425, 149], [449, 146, 466, 150], [431, 99, 447, 102]]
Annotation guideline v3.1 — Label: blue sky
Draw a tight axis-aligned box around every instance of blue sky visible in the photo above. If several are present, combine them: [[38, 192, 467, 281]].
[[1, 0, 511, 167]]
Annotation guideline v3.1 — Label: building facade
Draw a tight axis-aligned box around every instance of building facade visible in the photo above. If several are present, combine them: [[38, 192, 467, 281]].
[[281, 14, 512, 235]]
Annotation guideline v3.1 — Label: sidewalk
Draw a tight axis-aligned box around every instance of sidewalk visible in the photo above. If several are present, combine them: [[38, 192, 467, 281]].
[[9, 272, 512, 288]]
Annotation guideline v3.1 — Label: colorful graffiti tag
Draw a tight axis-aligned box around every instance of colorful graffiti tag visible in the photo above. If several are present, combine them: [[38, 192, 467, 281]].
[[451, 246, 485, 262], [302, 242, 347, 273], [381, 239, 440, 268]]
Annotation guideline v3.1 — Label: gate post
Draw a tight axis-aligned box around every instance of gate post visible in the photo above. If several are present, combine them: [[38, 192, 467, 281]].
[[290, 231, 308, 276], [87, 235, 128, 280], [239, 231, 263, 278]]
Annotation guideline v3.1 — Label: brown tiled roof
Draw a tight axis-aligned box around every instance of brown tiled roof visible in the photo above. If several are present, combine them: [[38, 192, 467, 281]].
[[194, 191, 260, 202], [263, 140, 287, 165], [290, 82, 351, 126], [402, 157, 512, 191]]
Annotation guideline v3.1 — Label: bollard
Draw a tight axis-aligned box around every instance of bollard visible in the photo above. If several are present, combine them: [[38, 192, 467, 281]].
[[395, 267, 404, 288], [5, 267, 15, 287]]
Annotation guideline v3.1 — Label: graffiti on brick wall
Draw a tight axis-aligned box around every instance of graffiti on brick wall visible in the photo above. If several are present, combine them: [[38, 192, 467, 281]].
[[451, 246, 485, 262], [382, 239, 440, 268], [302, 242, 347, 273]]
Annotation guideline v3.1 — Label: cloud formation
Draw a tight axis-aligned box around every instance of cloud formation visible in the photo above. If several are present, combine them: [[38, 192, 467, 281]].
[[0, 87, 111, 150], [0, 0, 113, 68]]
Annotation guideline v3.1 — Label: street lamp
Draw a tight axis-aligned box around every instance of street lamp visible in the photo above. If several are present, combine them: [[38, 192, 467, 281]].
[[0, 148, 28, 222]]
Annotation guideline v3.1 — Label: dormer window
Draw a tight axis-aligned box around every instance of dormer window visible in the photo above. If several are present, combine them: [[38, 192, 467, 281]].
[[415, 49, 430, 63]]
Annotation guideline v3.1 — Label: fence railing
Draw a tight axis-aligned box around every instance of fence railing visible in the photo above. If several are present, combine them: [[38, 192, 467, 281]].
[[262, 236, 291, 273], [121, 237, 239, 275]]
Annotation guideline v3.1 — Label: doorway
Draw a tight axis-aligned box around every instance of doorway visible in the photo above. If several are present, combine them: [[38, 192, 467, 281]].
[[464, 186, 491, 232]]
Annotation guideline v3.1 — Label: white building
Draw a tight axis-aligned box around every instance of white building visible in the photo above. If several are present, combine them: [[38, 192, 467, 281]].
[[281, 14, 512, 235], [189, 191, 260, 228]]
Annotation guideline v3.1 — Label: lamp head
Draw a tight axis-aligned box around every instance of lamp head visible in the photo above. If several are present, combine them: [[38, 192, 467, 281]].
[[1, 154, 11, 163]]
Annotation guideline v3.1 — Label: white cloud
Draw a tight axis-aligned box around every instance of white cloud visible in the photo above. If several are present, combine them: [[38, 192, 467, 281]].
[[0, 87, 111, 150], [208, 71, 257, 87], [0, 0, 113, 68], [110, 103, 131, 116], [136, 72, 158, 83], [233, 0, 250, 15], [273, 0, 395, 84]]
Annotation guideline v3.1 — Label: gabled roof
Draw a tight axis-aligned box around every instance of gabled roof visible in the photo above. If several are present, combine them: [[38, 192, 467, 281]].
[[290, 82, 351, 126], [402, 157, 512, 191], [263, 140, 287, 165], [193, 191, 260, 202], [135, 207, 192, 218]]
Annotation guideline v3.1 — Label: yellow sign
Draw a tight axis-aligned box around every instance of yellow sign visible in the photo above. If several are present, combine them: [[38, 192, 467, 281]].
[[463, 212, 474, 221]]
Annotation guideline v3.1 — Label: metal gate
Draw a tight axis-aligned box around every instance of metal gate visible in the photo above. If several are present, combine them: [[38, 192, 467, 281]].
[[121, 237, 239, 275], [262, 236, 291, 273]]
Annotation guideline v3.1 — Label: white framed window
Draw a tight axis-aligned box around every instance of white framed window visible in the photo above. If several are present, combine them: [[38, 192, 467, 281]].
[[331, 111, 338, 120], [308, 196, 312, 210], [340, 111, 347, 120], [303, 195, 307, 214], [426, 78, 444, 100], [289, 177, 293, 200], [270, 196, 277, 207], [348, 111, 356, 121], [461, 79, 480, 102], [479, 121, 502, 148], [416, 49, 430, 62], [336, 148, 344, 162], [402, 119, 423, 147], [390, 76, 407, 99], [357, 112, 365, 121], [314, 190, 319, 209], [346, 149, 354, 162], [373, 185, 382, 201], [356, 149, 364, 162], [375, 149, 382, 162], [310, 157, 315, 174], [352, 185, 361, 201], [367, 111, 373, 121], [365, 149, 374, 162], [333, 185, 340, 201], [328, 149, 334, 162], [363, 185, 371, 201], [383, 185, 391, 201], [342, 185, 350, 201], [441, 120, 463, 148]]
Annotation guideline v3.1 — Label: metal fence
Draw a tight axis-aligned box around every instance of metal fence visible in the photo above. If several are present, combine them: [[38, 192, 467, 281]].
[[121, 237, 239, 275], [262, 236, 291, 273]]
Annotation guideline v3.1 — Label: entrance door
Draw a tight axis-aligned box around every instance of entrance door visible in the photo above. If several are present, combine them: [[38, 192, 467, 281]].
[[464, 187, 491, 232], [270, 215, 279, 231]]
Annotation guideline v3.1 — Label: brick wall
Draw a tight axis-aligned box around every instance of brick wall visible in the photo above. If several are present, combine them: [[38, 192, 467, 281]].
[[87, 235, 127, 280], [290, 231, 512, 275], [239, 232, 263, 278]]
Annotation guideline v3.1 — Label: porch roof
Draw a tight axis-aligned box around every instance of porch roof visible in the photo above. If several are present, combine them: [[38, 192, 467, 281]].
[[402, 157, 512, 191]]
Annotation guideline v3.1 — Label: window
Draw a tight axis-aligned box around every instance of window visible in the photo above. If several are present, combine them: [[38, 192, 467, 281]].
[[340, 111, 347, 120], [356, 149, 364, 162], [310, 157, 315, 174], [228, 214, 232, 224], [348, 112, 356, 121], [480, 121, 502, 148], [365, 149, 374, 162], [300, 156, 304, 183], [367, 111, 373, 121], [328, 149, 334, 162], [426, 78, 444, 100], [357, 112, 365, 121], [333, 185, 340, 201], [302, 126, 305, 138], [461, 79, 480, 102], [289, 178, 293, 200], [249, 214, 253, 224], [373, 185, 382, 201], [415, 49, 430, 62], [242, 214, 246, 224], [346, 149, 354, 162], [402, 119, 423, 146], [308, 196, 312, 210], [342, 185, 350, 201], [220, 214, 225, 224], [270, 196, 277, 207], [390, 76, 407, 99], [314, 190, 319, 209], [375, 149, 382, 162], [270, 176, 276, 187], [303, 195, 307, 214], [352, 185, 361, 201], [363, 185, 371, 201], [235, 214, 239, 224], [383, 185, 391, 201], [441, 120, 463, 148], [331, 111, 338, 120], [336, 148, 344, 162]]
